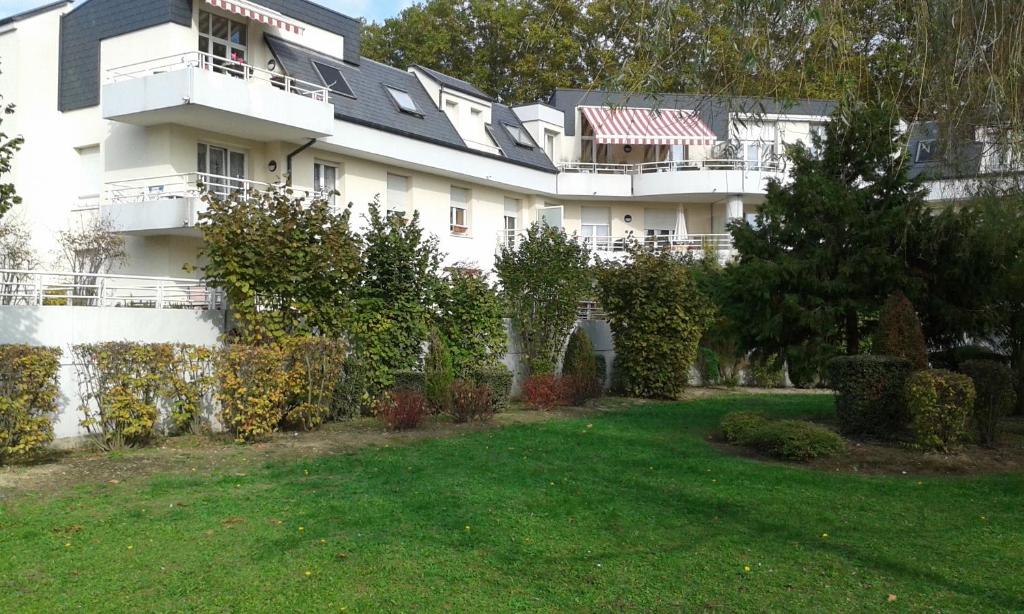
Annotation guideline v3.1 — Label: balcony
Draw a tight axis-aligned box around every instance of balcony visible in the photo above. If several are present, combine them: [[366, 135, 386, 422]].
[[499, 230, 735, 262], [556, 160, 786, 199], [102, 52, 335, 141], [0, 269, 222, 310], [101, 173, 322, 235]]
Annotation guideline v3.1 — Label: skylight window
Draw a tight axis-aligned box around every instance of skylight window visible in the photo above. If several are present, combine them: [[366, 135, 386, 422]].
[[504, 123, 535, 148], [312, 61, 354, 98], [915, 139, 936, 163], [385, 86, 421, 116]]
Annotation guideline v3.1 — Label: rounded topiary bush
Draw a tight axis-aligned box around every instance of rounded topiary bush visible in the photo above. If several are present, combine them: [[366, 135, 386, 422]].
[[959, 359, 1016, 446], [745, 420, 845, 461], [873, 292, 929, 370], [904, 369, 975, 452], [720, 411, 769, 443], [826, 355, 912, 438]]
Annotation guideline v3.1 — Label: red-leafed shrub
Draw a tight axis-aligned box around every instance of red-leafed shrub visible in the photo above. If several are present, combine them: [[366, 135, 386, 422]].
[[522, 375, 569, 410], [375, 390, 427, 430], [450, 379, 494, 423]]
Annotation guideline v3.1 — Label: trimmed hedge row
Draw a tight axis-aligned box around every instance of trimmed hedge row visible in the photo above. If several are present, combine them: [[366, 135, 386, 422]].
[[904, 369, 975, 452], [391, 365, 513, 413], [826, 355, 912, 437], [0, 345, 63, 462]]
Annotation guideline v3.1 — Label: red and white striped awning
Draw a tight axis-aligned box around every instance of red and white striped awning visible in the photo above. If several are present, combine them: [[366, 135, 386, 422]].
[[204, 0, 305, 35], [580, 105, 716, 146]]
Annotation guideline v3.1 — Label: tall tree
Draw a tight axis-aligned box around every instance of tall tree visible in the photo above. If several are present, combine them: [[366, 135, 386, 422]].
[[719, 103, 928, 357]]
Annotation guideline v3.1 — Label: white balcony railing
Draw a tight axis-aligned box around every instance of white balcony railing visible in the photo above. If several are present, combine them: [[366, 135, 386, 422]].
[[105, 51, 329, 102], [498, 231, 734, 259], [104, 172, 323, 204], [559, 159, 782, 175], [0, 270, 224, 310]]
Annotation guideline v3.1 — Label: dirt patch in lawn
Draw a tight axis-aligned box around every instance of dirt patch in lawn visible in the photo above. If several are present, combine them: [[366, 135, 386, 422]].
[[0, 405, 602, 500], [711, 416, 1024, 476]]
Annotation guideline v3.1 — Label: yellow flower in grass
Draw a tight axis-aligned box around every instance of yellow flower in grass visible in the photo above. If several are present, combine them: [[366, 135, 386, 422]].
[[743, 565, 751, 573]]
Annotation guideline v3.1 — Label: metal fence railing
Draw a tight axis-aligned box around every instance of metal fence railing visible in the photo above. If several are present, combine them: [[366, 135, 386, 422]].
[[0, 269, 224, 310]]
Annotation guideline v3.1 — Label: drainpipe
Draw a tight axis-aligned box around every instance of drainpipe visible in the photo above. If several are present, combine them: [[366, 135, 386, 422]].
[[286, 139, 317, 186]]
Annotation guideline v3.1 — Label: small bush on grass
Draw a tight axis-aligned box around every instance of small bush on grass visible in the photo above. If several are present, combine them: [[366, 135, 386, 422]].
[[332, 356, 374, 419], [904, 369, 975, 452], [376, 389, 427, 430], [0, 345, 62, 462], [215, 344, 290, 443], [720, 411, 769, 443], [745, 420, 845, 461], [471, 365, 512, 412], [873, 291, 929, 370], [450, 380, 494, 423], [827, 355, 912, 438], [166, 344, 215, 434], [424, 330, 455, 414], [282, 337, 346, 432], [957, 359, 1015, 446], [522, 375, 568, 410], [562, 328, 602, 403]]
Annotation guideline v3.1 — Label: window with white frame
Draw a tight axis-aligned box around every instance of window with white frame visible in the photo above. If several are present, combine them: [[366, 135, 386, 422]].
[[915, 139, 937, 163], [581, 206, 611, 249], [644, 208, 676, 246], [198, 10, 247, 74], [503, 197, 519, 244], [450, 187, 470, 234], [386, 173, 408, 218], [544, 130, 557, 160], [75, 145, 101, 207], [539, 204, 563, 228], [505, 123, 535, 148], [197, 142, 246, 195], [314, 161, 338, 205]]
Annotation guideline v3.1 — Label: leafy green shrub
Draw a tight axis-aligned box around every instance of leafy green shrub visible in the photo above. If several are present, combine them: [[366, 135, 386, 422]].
[[562, 328, 601, 403], [495, 222, 591, 375], [904, 369, 975, 452], [929, 345, 1009, 371], [595, 247, 715, 398], [744, 420, 845, 461], [697, 347, 721, 386], [437, 268, 507, 375], [73, 342, 176, 449], [873, 291, 929, 370], [166, 344, 215, 434], [0, 345, 62, 462], [332, 355, 374, 419], [958, 360, 1015, 446], [450, 380, 494, 423], [375, 389, 427, 430], [827, 355, 912, 438], [392, 370, 425, 393], [424, 330, 454, 414], [745, 355, 786, 388], [283, 402, 328, 432], [471, 365, 512, 412], [521, 375, 568, 410], [282, 337, 346, 432], [786, 343, 839, 389], [215, 344, 290, 443], [720, 411, 769, 443]]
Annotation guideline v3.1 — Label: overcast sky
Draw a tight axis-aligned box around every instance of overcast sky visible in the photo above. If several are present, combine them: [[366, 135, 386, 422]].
[[1, 0, 412, 23]]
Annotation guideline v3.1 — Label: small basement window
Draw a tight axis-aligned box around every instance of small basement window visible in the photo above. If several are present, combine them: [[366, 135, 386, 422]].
[[312, 61, 355, 98], [504, 123, 535, 148], [385, 86, 422, 116]]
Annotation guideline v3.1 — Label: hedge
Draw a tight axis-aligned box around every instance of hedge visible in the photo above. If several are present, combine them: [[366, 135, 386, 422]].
[[904, 369, 975, 452], [471, 365, 512, 412], [719, 411, 844, 461], [958, 360, 1016, 446], [827, 355, 912, 438], [0, 345, 62, 462]]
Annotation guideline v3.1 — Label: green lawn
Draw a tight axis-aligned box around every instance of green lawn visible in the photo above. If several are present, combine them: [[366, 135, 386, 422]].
[[2, 395, 1022, 612]]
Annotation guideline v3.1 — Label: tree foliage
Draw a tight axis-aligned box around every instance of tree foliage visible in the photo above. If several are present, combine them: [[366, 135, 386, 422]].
[[873, 292, 928, 370], [719, 103, 928, 358], [494, 222, 591, 375], [436, 267, 507, 375], [595, 245, 715, 399], [0, 86, 22, 221], [196, 187, 361, 343]]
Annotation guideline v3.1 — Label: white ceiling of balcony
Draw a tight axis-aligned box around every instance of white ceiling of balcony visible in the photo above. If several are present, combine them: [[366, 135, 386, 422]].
[[204, 0, 305, 35]]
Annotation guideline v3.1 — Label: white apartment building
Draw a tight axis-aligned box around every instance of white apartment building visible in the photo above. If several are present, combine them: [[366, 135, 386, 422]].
[[0, 0, 840, 280]]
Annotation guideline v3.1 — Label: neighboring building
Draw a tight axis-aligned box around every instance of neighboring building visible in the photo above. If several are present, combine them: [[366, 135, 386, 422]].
[[0, 0, 845, 277]]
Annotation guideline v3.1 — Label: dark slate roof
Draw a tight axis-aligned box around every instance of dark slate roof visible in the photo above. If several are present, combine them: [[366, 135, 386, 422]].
[[412, 65, 492, 101], [549, 88, 837, 139], [266, 35, 556, 173], [58, 0, 362, 112], [906, 121, 985, 180], [0, 0, 70, 27]]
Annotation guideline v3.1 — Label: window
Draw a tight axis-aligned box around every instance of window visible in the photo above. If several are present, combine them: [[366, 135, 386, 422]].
[[581, 206, 611, 250], [644, 208, 676, 248], [313, 61, 355, 98], [386, 173, 408, 217], [544, 130, 557, 160], [445, 100, 459, 129], [503, 197, 519, 245], [539, 204, 563, 228], [197, 142, 246, 196], [450, 187, 470, 234], [504, 123, 535, 148], [198, 11, 247, 75], [75, 145, 101, 205], [915, 139, 936, 163], [386, 86, 421, 115], [314, 161, 338, 205]]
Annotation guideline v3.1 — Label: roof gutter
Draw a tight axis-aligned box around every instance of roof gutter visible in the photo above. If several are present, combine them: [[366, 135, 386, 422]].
[[286, 139, 317, 186]]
